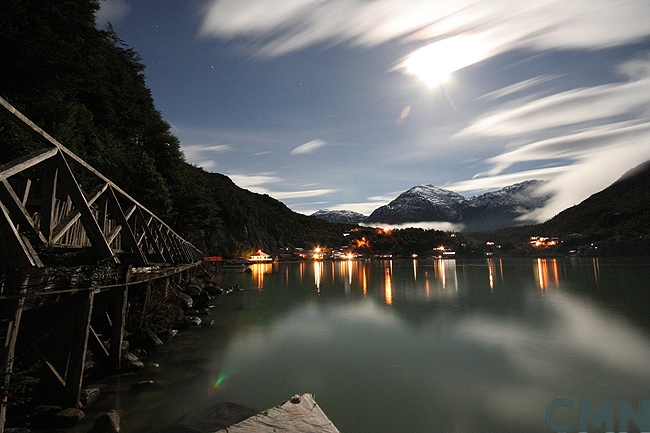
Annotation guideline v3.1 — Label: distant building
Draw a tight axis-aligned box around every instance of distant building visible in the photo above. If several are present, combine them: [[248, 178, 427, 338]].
[[250, 250, 272, 262]]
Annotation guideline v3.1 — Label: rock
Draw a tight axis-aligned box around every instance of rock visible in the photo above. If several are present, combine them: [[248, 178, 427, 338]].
[[5, 428, 31, 433], [28, 405, 61, 428], [184, 284, 203, 298], [188, 316, 201, 327], [204, 284, 222, 296], [132, 380, 156, 390], [133, 327, 164, 351], [121, 352, 144, 370], [169, 402, 259, 433], [176, 292, 193, 309], [88, 410, 120, 433], [194, 291, 211, 310], [55, 407, 85, 427], [80, 387, 100, 406]]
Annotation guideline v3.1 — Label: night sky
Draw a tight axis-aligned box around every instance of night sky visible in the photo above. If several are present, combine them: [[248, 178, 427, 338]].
[[96, 0, 650, 225]]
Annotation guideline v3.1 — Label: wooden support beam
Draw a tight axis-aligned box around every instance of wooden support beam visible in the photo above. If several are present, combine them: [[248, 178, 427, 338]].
[[90, 326, 110, 358], [109, 265, 131, 372], [39, 160, 58, 243], [53, 153, 117, 263], [50, 183, 109, 245], [64, 290, 95, 409], [0, 201, 43, 267], [135, 209, 166, 261], [0, 179, 47, 245], [106, 187, 147, 266], [0, 147, 59, 181], [0, 282, 26, 433]]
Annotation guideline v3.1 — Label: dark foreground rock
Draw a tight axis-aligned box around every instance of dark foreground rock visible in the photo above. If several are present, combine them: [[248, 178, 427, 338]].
[[162, 402, 259, 433], [88, 410, 120, 433]]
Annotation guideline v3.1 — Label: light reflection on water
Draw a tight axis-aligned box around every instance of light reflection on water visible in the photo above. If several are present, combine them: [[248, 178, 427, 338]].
[[78, 258, 650, 433]]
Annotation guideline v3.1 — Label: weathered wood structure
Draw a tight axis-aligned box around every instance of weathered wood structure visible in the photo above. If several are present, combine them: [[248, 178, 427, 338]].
[[0, 97, 204, 431]]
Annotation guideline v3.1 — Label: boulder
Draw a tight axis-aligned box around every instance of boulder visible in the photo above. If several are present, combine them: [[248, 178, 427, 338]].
[[121, 352, 144, 371], [80, 387, 100, 406], [55, 407, 85, 427], [88, 410, 120, 433]]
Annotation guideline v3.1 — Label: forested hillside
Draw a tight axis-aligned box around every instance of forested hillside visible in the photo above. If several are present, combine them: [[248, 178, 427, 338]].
[[0, 0, 352, 257]]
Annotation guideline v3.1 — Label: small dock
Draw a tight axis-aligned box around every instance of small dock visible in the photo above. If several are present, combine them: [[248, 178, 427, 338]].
[[216, 394, 341, 433]]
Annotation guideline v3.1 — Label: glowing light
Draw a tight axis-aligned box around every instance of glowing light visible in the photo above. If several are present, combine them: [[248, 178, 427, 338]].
[[209, 371, 230, 395], [384, 267, 393, 306], [402, 35, 486, 87], [314, 260, 323, 292]]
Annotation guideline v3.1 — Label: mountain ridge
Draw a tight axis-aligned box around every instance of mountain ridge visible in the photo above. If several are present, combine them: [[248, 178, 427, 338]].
[[314, 180, 551, 231]]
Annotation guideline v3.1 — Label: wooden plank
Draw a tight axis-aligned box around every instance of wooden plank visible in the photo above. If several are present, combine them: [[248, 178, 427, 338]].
[[0, 285, 26, 432], [0, 179, 47, 245], [215, 394, 341, 433], [106, 187, 147, 265], [90, 326, 110, 358], [0, 96, 62, 151], [138, 210, 169, 262], [65, 290, 95, 408], [54, 153, 117, 263], [0, 201, 43, 267], [39, 160, 58, 242], [50, 183, 108, 244], [109, 265, 131, 372], [0, 147, 59, 181]]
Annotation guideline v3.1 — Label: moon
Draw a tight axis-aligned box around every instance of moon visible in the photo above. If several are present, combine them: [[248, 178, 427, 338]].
[[402, 35, 487, 87]]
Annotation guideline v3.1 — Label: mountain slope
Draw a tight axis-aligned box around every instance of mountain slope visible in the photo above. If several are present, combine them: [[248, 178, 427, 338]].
[[541, 161, 650, 238], [311, 209, 367, 224], [365, 181, 550, 230], [366, 185, 466, 224], [461, 180, 551, 231]]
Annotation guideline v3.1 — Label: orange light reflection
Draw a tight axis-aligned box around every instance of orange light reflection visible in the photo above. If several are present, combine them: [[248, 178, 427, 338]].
[[384, 267, 393, 306]]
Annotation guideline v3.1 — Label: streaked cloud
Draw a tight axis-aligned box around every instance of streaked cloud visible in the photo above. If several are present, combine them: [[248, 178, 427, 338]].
[[228, 173, 335, 200], [290, 139, 327, 155], [200, 0, 650, 60], [228, 173, 283, 189], [479, 75, 562, 101], [458, 73, 650, 138]]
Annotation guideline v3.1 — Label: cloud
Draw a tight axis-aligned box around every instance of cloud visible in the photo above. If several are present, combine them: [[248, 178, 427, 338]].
[[361, 221, 466, 231], [445, 166, 569, 193], [228, 173, 335, 200], [95, 0, 130, 27], [180, 144, 232, 172], [290, 139, 327, 155], [457, 75, 650, 138], [200, 0, 650, 60], [228, 173, 283, 189], [478, 75, 561, 101]]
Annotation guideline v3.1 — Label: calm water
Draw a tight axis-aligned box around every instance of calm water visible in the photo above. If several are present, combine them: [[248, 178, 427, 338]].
[[76, 258, 650, 433]]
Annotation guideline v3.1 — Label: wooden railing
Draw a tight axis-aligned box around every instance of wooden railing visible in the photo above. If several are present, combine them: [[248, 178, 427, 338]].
[[0, 96, 203, 268]]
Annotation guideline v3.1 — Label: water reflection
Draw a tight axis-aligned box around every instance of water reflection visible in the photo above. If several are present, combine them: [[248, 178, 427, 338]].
[[384, 266, 393, 306], [86, 258, 650, 433], [250, 263, 273, 290], [208, 259, 650, 433], [535, 258, 560, 291]]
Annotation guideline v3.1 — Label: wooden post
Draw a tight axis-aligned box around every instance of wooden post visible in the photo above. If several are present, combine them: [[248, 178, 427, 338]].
[[109, 265, 131, 371], [0, 276, 27, 433], [64, 290, 95, 408]]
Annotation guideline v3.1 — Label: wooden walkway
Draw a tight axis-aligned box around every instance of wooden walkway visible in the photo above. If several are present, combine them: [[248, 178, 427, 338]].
[[0, 97, 204, 431]]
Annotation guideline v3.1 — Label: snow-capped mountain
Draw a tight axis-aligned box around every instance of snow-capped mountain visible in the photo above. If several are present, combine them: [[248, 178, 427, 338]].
[[311, 209, 368, 224], [364, 181, 551, 231], [366, 185, 466, 224]]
